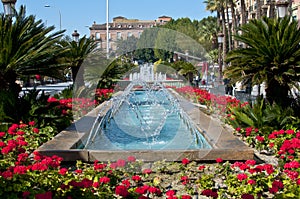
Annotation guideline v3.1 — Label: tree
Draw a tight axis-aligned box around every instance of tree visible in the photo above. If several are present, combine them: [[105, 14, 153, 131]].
[[225, 16, 300, 107], [0, 6, 65, 96], [60, 35, 97, 89], [197, 16, 219, 52], [115, 35, 138, 58]]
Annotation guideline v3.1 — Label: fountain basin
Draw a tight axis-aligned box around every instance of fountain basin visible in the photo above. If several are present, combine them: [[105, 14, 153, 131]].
[[37, 88, 253, 162]]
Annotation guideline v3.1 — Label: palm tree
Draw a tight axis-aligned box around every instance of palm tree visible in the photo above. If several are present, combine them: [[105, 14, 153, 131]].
[[204, 0, 227, 76], [0, 6, 65, 96], [197, 16, 219, 52], [225, 16, 300, 107], [60, 36, 97, 89]]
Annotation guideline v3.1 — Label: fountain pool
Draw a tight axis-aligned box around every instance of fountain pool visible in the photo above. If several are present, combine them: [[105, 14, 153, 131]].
[[83, 83, 211, 151], [37, 82, 253, 162]]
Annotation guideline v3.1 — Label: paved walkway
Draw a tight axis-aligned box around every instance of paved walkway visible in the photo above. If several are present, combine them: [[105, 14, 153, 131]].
[[20, 81, 73, 97]]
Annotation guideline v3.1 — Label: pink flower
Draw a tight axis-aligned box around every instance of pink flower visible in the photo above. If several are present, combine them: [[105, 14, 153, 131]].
[[201, 189, 218, 198], [127, 156, 136, 162], [93, 182, 99, 188], [216, 158, 223, 163], [181, 176, 189, 185], [148, 186, 161, 195], [241, 194, 254, 199], [0, 132, 5, 137], [166, 190, 176, 197], [245, 159, 256, 166], [132, 175, 142, 182], [255, 135, 265, 142], [115, 185, 129, 197], [248, 179, 256, 185], [13, 165, 28, 175], [237, 173, 248, 181], [33, 128, 39, 134], [135, 185, 149, 194], [142, 168, 152, 174], [29, 121, 35, 126], [286, 129, 295, 135], [47, 97, 58, 103], [22, 191, 30, 198], [99, 176, 110, 184], [198, 165, 206, 170], [182, 158, 190, 165], [117, 159, 126, 167], [35, 191, 52, 199], [59, 168, 68, 175], [121, 179, 131, 188], [181, 195, 192, 199]]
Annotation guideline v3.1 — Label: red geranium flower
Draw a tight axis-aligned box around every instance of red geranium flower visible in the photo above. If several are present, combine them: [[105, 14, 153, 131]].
[[99, 176, 110, 184], [59, 168, 68, 175], [132, 175, 142, 182], [127, 156, 136, 162], [182, 158, 190, 165], [237, 173, 248, 181], [115, 185, 129, 197], [181, 195, 192, 199]]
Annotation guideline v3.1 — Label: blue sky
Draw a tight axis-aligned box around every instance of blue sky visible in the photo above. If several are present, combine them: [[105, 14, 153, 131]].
[[1, 0, 213, 37]]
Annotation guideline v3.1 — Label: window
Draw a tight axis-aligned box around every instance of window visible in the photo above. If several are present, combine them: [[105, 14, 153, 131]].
[[118, 24, 122, 28], [95, 32, 100, 39], [128, 32, 132, 37], [117, 32, 122, 39]]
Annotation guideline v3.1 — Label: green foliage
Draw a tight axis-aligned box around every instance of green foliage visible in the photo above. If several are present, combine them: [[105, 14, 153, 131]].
[[54, 86, 73, 99], [0, 6, 66, 92], [226, 98, 300, 132], [84, 54, 135, 89], [225, 16, 300, 107], [59, 35, 98, 89]]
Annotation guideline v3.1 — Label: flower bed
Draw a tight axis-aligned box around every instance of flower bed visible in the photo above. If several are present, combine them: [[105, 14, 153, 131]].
[[0, 87, 299, 198]]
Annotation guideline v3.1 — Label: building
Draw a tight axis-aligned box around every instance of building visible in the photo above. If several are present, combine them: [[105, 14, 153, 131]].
[[234, 0, 300, 24], [88, 16, 172, 52]]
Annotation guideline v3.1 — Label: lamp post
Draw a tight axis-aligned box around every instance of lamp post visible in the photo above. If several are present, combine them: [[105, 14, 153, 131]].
[[72, 30, 80, 42], [217, 32, 224, 83], [1, 0, 16, 16], [106, 0, 109, 59], [276, 1, 289, 18], [44, 5, 62, 30]]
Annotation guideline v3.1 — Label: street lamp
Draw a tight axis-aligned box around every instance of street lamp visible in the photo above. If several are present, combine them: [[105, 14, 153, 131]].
[[217, 32, 224, 82], [1, 0, 16, 16], [44, 5, 62, 30], [72, 30, 80, 42], [276, 1, 289, 18], [106, 0, 109, 58]]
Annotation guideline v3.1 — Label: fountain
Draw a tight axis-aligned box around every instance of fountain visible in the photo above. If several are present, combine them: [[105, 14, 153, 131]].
[[83, 81, 211, 151], [129, 63, 167, 82], [37, 64, 253, 162]]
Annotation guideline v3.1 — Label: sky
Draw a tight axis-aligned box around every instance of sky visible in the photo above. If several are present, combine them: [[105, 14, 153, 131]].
[[1, 0, 213, 37]]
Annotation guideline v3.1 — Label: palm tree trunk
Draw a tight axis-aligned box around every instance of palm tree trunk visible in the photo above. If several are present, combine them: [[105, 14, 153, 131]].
[[256, 0, 262, 19], [241, 0, 247, 25], [221, 7, 227, 74], [265, 79, 290, 106], [225, 0, 232, 51], [229, 0, 238, 49]]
